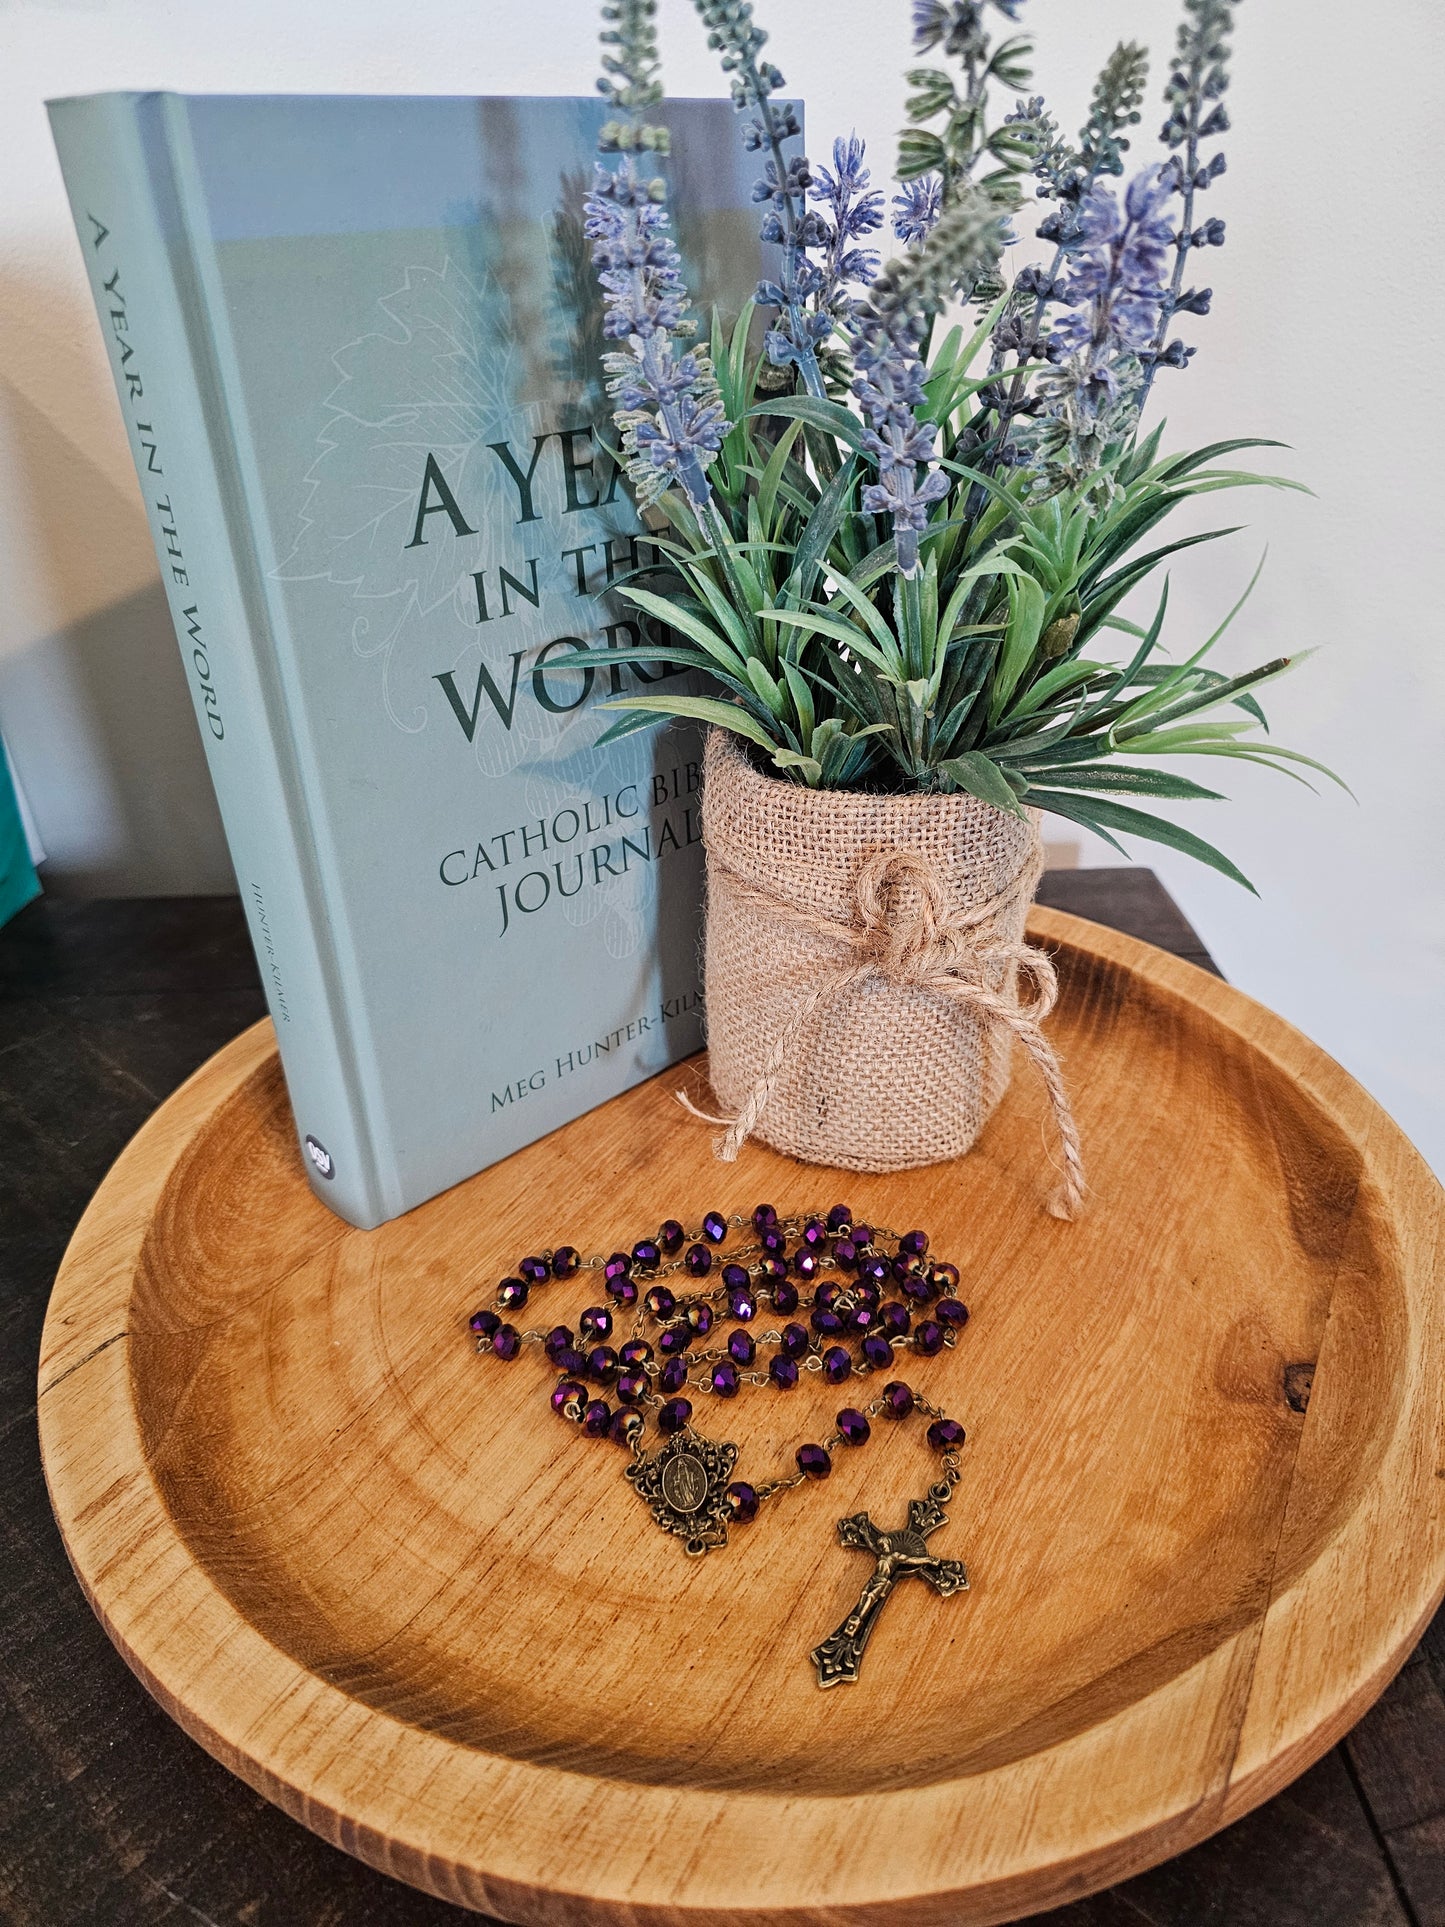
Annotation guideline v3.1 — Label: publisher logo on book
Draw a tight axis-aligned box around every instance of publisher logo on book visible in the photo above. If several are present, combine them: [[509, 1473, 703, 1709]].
[[304, 1135, 335, 1181]]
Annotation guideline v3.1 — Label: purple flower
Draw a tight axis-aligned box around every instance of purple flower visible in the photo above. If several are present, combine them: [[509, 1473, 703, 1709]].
[[892, 175, 943, 247], [849, 309, 946, 573], [586, 154, 728, 508], [808, 135, 884, 316]]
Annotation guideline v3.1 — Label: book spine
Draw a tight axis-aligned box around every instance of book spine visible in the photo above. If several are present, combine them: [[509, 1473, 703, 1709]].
[[49, 93, 389, 1227]]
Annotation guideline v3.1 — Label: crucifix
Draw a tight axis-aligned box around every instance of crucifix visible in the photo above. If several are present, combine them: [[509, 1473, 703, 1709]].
[[810, 1488, 969, 1687]]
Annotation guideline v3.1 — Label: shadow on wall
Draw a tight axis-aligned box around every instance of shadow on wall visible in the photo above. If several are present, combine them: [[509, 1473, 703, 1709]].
[[0, 316, 233, 898]]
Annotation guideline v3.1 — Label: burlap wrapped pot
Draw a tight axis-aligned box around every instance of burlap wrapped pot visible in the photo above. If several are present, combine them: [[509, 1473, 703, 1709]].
[[698, 729, 1083, 1217]]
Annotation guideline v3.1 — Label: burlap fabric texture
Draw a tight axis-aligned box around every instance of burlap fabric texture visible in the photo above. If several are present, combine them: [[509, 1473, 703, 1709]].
[[697, 729, 1085, 1218]]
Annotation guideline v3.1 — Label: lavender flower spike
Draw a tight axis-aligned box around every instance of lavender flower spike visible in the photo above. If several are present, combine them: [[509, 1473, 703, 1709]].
[[1031, 162, 1174, 485], [808, 135, 884, 320], [851, 310, 949, 575], [586, 157, 728, 511]]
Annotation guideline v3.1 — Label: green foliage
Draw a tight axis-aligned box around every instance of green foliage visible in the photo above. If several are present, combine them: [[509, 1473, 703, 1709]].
[[559, 301, 1335, 888]]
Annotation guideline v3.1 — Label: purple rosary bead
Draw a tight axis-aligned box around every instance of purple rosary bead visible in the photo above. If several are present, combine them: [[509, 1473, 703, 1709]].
[[751, 1202, 778, 1232], [605, 1273, 638, 1307], [780, 1322, 809, 1360], [658, 1218, 685, 1254], [658, 1356, 688, 1396], [831, 1237, 860, 1271], [931, 1261, 961, 1294], [497, 1278, 528, 1312], [658, 1325, 690, 1357], [901, 1271, 934, 1303], [836, 1407, 870, 1446], [822, 1346, 852, 1385], [882, 1379, 914, 1419], [726, 1480, 759, 1522], [801, 1219, 827, 1250], [898, 1229, 929, 1259], [610, 1408, 643, 1447], [557, 1345, 588, 1377], [858, 1252, 891, 1286], [769, 1354, 799, 1390], [686, 1302, 715, 1336], [826, 1203, 852, 1232], [728, 1288, 758, 1323], [551, 1245, 580, 1279], [721, 1263, 750, 1293], [579, 1305, 612, 1341], [936, 1298, 970, 1329], [491, 1325, 521, 1360], [728, 1330, 755, 1368], [631, 1239, 661, 1271], [685, 1243, 713, 1278], [814, 1281, 843, 1311], [793, 1249, 821, 1281], [544, 1324, 573, 1361], [616, 1370, 648, 1407], [927, 1418, 966, 1451], [796, 1442, 831, 1480], [710, 1361, 740, 1398], [760, 1226, 786, 1257], [702, 1210, 728, 1244], [771, 1280, 799, 1314], [879, 1302, 911, 1338], [658, 1397, 692, 1434], [862, 1333, 893, 1371], [469, 1308, 500, 1337], [587, 1344, 619, 1384], [618, 1337, 653, 1368], [603, 1251, 632, 1286], [914, 1320, 945, 1357], [852, 1223, 874, 1248], [758, 1254, 788, 1285], [519, 1255, 549, 1286], [644, 1285, 676, 1320], [811, 1307, 844, 1339], [582, 1399, 612, 1438], [551, 1377, 586, 1418], [847, 1303, 874, 1336]]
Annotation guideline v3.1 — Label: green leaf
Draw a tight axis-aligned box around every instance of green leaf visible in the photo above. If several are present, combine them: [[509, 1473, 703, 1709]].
[[756, 416, 805, 538], [598, 693, 780, 754], [938, 751, 1027, 817], [1019, 762, 1225, 801], [787, 455, 858, 602], [989, 571, 1048, 720], [757, 605, 895, 677], [897, 127, 948, 178], [1024, 788, 1257, 892], [744, 395, 867, 454], [615, 584, 745, 674]]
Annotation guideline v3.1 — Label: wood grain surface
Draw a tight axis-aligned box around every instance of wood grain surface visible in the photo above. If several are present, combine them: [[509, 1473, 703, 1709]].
[[30, 898, 1445, 1926]]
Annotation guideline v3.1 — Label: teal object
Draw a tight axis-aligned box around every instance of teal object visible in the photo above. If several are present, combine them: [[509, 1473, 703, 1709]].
[[48, 92, 775, 1227], [0, 745, 40, 930]]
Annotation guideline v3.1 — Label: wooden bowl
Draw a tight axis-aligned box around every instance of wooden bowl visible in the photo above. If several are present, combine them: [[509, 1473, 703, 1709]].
[[38, 908, 1445, 1925]]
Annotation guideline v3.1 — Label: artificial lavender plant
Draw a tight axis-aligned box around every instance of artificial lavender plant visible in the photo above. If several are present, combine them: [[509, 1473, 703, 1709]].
[[569, 0, 1338, 888]]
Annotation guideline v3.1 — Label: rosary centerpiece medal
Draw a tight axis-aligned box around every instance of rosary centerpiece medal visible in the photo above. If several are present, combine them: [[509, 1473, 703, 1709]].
[[627, 1429, 739, 1555]]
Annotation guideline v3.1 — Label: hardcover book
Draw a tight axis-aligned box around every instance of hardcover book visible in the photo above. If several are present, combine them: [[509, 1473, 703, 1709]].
[[49, 92, 772, 1228]]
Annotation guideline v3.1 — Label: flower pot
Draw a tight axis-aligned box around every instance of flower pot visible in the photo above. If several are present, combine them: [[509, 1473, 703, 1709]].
[[699, 730, 1082, 1211]]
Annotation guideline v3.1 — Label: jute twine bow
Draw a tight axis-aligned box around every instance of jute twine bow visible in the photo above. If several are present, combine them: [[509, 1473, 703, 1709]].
[[681, 840, 1086, 1220]]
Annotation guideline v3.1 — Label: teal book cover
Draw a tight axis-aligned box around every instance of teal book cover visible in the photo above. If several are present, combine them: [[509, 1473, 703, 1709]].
[[49, 94, 776, 1224]]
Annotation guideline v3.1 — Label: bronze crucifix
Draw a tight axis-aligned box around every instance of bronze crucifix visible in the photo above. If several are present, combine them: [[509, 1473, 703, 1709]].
[[811, 1490, 969, 1687]]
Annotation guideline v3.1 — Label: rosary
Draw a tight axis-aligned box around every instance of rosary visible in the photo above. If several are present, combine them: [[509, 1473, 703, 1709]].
[[466, 1203, 971, 1687]]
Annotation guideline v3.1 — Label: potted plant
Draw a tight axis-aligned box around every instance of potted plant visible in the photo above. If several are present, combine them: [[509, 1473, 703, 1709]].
[[572, 0, 1335, 1215]]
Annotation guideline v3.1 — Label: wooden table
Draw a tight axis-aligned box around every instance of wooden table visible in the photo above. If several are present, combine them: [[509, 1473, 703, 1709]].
[[3, 875, 1442, 1927]]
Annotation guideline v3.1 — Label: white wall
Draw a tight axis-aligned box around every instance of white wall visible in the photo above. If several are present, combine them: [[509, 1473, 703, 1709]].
[[1, 0, 1441, 1171]]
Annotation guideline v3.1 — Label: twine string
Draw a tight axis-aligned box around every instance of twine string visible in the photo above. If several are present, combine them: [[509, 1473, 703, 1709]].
[[680, 840, 1085, 1220]]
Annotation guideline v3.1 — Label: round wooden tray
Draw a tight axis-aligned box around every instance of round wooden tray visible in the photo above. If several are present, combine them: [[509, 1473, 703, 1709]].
[[38, 907, 1445, 1925]]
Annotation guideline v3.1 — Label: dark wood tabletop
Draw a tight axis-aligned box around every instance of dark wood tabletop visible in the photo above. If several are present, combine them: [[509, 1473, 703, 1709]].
[[2, 873, 1442, 1927]]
